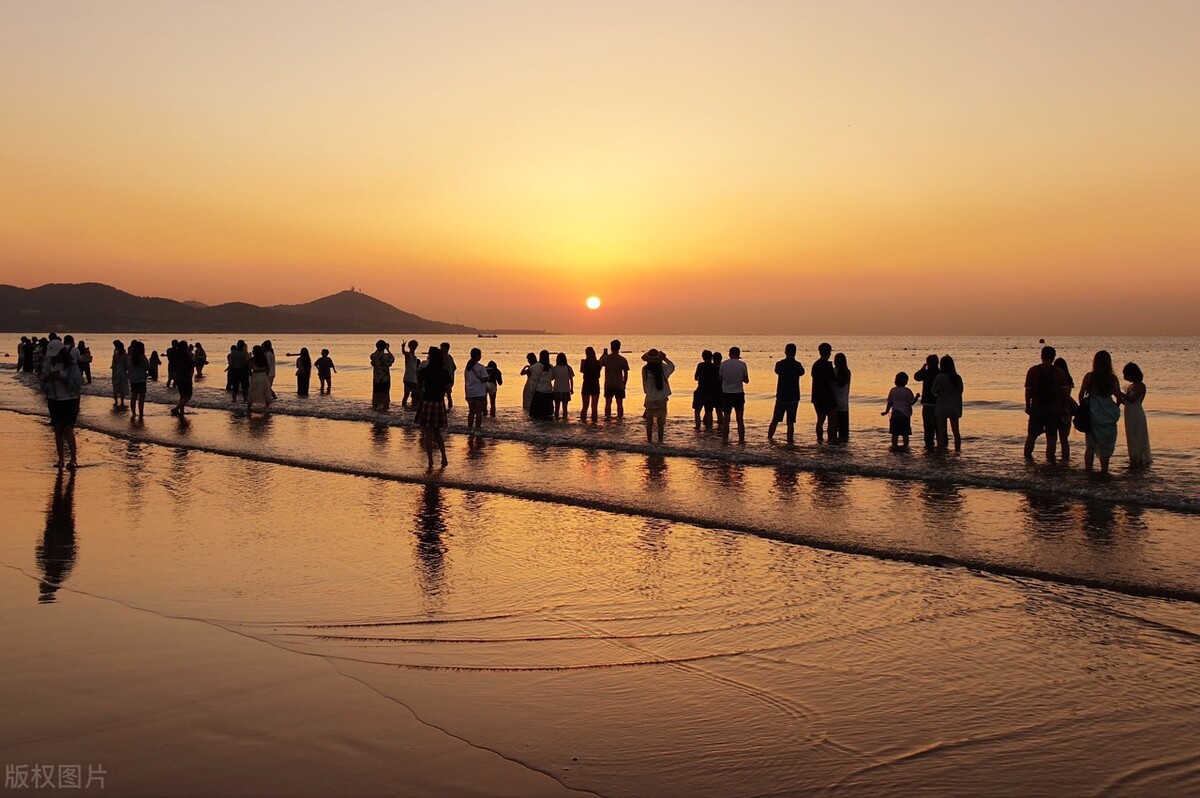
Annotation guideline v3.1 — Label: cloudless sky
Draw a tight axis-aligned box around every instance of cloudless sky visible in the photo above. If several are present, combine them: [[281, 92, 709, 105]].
[[2, 1, 1197, 333]]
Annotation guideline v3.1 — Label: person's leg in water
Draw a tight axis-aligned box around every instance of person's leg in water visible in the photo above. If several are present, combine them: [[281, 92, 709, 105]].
[[734, 404, 745, 443], [937, 415, 949, 450], [604, 394, 613, 420], [423, 430, 435, 468], [615, 394, 624, 420], [815, 410, 827, 444], [434, 429, 448, 467], [950, 417, 961, 451], [657, 412, 665, 444]]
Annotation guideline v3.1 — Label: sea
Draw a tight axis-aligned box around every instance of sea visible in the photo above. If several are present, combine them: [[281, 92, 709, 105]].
[[2, 332, 1198, 794]]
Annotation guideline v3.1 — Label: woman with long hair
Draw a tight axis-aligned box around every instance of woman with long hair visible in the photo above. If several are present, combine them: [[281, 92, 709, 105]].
[[832, 352, 852, 443], [551, 352, 574, 421], [1054, 357, 1076, 459], [111, 340, 129, 409], [519, 352, 537, 411], [1079, 350, 1124, 474], [641, 349, 676, 443], [171, 340, 194, 417], [529, 350, 555, 420], [294, 347, 312, 396], [416, 347, 450, 468], [247, 345, 273, 415], [579, 346, 602, 423], [128, 340, 149, 420], [1122, 362, 1151, 468], [933, 355, 963, 451]]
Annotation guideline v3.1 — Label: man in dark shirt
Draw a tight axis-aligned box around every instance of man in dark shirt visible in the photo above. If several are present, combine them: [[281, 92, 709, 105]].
[[692, 350, 719, 430], [768, 343, 805, 444], [810, 342, 836, 443], [1024, 345, 1070, 461], [913, 354, 940, 450]]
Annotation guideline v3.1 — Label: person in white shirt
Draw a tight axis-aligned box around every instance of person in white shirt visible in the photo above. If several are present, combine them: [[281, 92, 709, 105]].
[[551, 352, 575, 421], [717, 346, 750, 443], [881, 371, 918, 450], [463, 347, 491, 431], [641, 349, 675, 444]]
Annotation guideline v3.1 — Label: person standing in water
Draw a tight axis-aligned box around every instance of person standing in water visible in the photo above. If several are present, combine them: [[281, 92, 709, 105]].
[[171, 340, 194, 417], [1055, 357, 1077, 460], [1122, 362, 1151, 468], [193, 342, 208, 378], [111, 340, 130, 409], [370, 340, 395, 412], [77, 341, 92, 384], [718, 346, 749, 444], [402, 340, 420, 409], [128, 340, 149, 420], [520, 352, 537, 412], [641, 349, 675, 444], [882, 372, 917, 450], [551, 352, 575, 421], [693, 350, 719, 431], [1023, 345, 1070, 461], [810, 343, 836, 443], [529, 350, 555, 420], [600, 340, 630, 420], [416, 347, 450, 468], [579, 347, 601, 423], [247, 345, 272, 415], [831, 352, 852, 443], [440, 343, 457, 410], [933, 355, 964, 452], [315, 349, 336, 393], [149, 349, 162, 382], [1080, 350, 1123, 474], [42, 339, 81, 470], [768, 343, 805, 444], [463, 347, 490, 432], [262, 340, 278, 399], [293, 348, 312, 396], [913, 355, 939, 450], [485, 360, 502, 417]]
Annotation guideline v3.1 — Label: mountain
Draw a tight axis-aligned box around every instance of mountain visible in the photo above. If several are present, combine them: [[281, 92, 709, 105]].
[[0, 283, 476, 334]]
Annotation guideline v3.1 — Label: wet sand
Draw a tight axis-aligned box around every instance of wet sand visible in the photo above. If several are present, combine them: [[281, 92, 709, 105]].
[[2, 410, 1199, 795]]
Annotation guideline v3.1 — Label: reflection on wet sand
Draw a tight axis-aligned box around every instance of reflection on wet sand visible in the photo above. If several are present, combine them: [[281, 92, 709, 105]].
[[414, 484, 448, 607], [642, 454, 669, 492], [36, 470, 77, 604]]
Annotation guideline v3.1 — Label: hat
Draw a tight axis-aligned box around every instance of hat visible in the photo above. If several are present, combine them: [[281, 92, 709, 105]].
[[46, 340, 64, 359], [642, 348, 663, 363]]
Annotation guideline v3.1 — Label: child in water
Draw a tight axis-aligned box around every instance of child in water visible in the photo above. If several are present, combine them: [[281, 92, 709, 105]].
[[485, 361, 503, 417], [881, 371, 918, 450], [315, 349, 336, 393]]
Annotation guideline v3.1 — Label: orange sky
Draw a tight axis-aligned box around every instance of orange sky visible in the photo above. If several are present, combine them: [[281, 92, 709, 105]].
[[2, 1, 1198, 333]]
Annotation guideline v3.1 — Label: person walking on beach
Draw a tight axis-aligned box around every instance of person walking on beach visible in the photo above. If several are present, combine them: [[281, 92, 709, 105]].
[[912, 355, 940, 448], [416, 346, 450, 468], [42, 339, 81, 469], [1122, 362, 1151, 468], [831, 353, 852, 443], [520, 352, 537, 412], [128, 340, 149, 420], [552, 352, 575, 421], [810, 343, 836, 443], [315, 349, 336, 393], [171, 340, 194, 417], [193, 342, 208, 378], [642, 349, 675, 444], [247, 345, 272, 415], [463, 347, 490, 432], [1079, 350, 1124, 474], [111, 340, 130, 409], [882, 372, 917, 450], [579, 347, 601, 423], [485, 360, 502, 417], [370, 340, 395, 412], [1023, 345, 1070, 461], [228, 340, 249, 402], [1055, 357, 1077, 460], [693, 350, 720, 431], [768, 343, 805, 444], [718, 346, 749, 444], [77, 341, 92, 384], [600, 340, 630, 420], [529, 350, 555, 420], [933, 355, 963, 451], [440, 343, 457, 410], [402, 340, 420, 409]]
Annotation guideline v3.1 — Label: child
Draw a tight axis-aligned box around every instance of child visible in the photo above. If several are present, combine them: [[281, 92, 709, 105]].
[[881, 371, 918, 450], [315, 349, 336, 393], [485, 360, 503, 417]]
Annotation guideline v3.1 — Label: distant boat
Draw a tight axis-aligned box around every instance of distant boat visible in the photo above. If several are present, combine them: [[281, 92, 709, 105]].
[[477, 333, 498, 338]]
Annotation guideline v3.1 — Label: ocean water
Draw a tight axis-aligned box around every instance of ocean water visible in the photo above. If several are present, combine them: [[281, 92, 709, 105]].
[[3, 333, 1200, 794]]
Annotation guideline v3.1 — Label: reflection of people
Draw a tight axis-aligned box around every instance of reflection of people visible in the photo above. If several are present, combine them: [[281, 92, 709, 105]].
[[37, 470, 77, 604], [414, 484, 448, 603]]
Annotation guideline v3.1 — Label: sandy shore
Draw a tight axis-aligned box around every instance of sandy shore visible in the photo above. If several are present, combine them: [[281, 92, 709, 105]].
[[1, 408, 1198, 796]]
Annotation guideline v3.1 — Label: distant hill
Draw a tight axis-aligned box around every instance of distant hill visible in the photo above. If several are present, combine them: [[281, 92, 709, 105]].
[[0, 283, 476, 334]]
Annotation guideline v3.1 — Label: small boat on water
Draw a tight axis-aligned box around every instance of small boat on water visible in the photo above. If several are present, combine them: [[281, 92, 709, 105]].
[[477, 333, 498, 338]]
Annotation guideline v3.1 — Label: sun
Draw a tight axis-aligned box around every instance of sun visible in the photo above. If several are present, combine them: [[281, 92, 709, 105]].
[[585, 296, 601, 310]]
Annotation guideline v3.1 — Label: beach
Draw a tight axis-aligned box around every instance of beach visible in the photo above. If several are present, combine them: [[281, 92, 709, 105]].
[[3, 351, 1199, 795]]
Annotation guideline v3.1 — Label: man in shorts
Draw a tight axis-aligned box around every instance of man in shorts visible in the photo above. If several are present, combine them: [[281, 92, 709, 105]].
[[370, 340, 395, 412], [692, 350, 719, 430], [768, 343, 805, 444], [718, 346, 749, 443], [463, 347, 490, 432], [600, 340, 630, 420], [1024, 345, 1070, 461]]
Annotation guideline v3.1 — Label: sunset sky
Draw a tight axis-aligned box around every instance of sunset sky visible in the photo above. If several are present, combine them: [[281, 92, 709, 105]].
[[2, 1, 1198, 333]]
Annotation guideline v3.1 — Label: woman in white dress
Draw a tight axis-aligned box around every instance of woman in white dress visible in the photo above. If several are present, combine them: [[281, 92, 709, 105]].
[[247, 345, 273, 415], [1122, 362, 1151, 468]]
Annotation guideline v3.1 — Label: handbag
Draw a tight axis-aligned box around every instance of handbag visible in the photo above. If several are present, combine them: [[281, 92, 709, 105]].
[[1072, 393, 1092, 433]]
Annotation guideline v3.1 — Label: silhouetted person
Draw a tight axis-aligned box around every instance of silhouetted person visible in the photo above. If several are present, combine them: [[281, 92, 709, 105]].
[[464, 347, 490, 431], [1080, 350, 1124, 474], [552, 352, 574, 420], [579, 347, 601, 423], [37, 470, 77, 604], [228, 340, 249, 401], [600, 340, 630, 420], [288, 347, 312, 396], [248, 344, 272, 415], [913, 355, 940, 450], [1122, 362, 1151, 468], [1055, 357, 1076, 459], [371, 340, 395, 412], [882, 371, 917, 450], [485, 360, 502, 417], [402, 340, 420, 408], [315, 348, 336, 393], [77, 340, 92, 383], [693, 350, 719, 431], [934, 355, 963, 451], [149, 349, 161, 381], [416, 347, 450, 468], [111, 340, 129, 408], [520, 352, 537, 412], [768, 343, 804, 444], [718, 346, 749, 443], [641, 349, 675, 444], [193, 342, 208, 377], [440, 342, 457, 410], [128, 340, 149, 420], [172, 340, 194, 416], [42, 340, 81, 469], [1024, 345, 1070, 461], [810, 343, 835, 443], [832, 352, 851, 443], [529, 350, 555, 420]]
